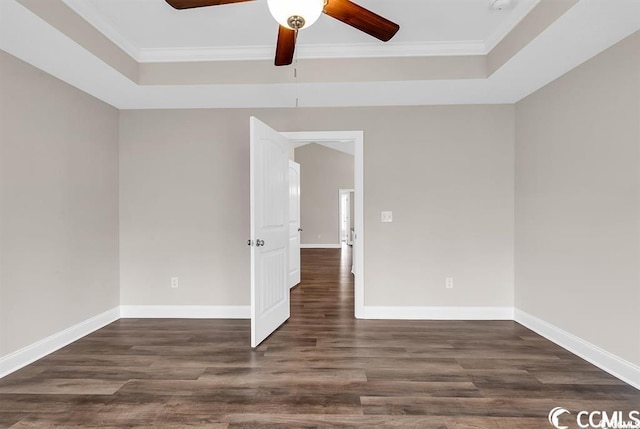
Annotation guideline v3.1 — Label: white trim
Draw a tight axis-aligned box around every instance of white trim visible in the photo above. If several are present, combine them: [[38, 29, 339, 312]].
[[58, 0, 494, 62], [515, 309, 640, 390], [282, 131, 365, 318], [59, 0, 537, 62], [60, 0, 546, 63], [0, 307, 120, 379], [120, 305, 250, 319], [58, 0, 489, 63], [362, 306, 515, 320], [353, 134, 364, 318], [300, 244, 342, 249], [136, 41, 487, 63]]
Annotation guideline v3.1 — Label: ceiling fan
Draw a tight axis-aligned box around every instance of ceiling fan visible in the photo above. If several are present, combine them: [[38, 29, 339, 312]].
[[165, 0, 400, 66]]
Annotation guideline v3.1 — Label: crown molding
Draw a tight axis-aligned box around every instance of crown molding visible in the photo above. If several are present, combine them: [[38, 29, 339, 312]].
[[136, 40, 487, 63], [61, 0, 488, 63], [61, 0, 541, 63], [60, 0, 542, 64]]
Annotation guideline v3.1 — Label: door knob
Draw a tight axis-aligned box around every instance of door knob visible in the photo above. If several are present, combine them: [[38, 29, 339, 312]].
[[256, 239, 265, 247], [298, 228, 303, 232]]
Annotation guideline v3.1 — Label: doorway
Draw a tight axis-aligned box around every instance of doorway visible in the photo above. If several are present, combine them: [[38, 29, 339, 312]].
[[282, 131, 364, 318]]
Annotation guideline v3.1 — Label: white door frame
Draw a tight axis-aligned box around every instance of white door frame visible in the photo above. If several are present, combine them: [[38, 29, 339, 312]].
[[281, 131, 365, 319], [339, 188, 354, 244]]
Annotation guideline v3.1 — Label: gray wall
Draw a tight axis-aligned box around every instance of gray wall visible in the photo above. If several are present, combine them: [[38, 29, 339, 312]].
[[515, 31, 640, 365], [118, 109, 251, 305], [0, 51, 119, 357], [294, 144, 354, 246], [119, 105, 514, 308]]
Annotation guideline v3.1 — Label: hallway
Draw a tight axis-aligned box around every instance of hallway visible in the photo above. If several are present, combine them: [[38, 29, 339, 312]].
[[0, 247, 638, 428]]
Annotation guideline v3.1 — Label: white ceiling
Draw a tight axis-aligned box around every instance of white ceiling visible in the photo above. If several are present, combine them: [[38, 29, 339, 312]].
[[1, 0, 640, 109], [61, 0, 539, 61]]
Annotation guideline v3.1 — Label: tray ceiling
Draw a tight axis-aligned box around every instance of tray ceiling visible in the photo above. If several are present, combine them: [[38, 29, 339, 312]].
[[2, 0, 640, 109]]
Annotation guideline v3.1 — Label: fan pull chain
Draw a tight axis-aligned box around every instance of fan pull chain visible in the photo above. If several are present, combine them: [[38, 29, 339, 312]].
[[294, 65, 299, 108], [295, 66, 299, 109], [294, 29, 299, 108], [294, 63, 298, 101]]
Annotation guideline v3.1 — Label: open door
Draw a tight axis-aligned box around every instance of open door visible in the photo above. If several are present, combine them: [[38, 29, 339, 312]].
[[288, 161, 301, 288], [250, 117, 290, 348]]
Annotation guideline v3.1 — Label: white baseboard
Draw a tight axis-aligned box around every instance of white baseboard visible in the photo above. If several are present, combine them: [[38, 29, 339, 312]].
[[0, 307, 120, 379], [120, 305, 250, 319], [515, 309, 640, 390], [361, 306, 514, 320], [300, 244, 342, 249]]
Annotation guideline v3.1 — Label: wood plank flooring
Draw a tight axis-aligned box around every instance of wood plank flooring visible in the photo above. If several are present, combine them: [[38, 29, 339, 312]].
[[1, 247, 638, 428]]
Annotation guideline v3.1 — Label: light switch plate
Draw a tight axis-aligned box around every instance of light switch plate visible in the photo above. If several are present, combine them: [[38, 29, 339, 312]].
[[381, 211, 393, 223]]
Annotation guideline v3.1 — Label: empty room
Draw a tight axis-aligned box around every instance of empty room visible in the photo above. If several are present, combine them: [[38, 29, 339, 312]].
[[1, 0, 639, 427]]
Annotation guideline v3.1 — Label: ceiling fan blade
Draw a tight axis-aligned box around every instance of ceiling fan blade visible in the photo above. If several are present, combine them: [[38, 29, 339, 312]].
[[165, 0, 253, 10], [323, 0, 399, 42], [275, 26, 296, 66]]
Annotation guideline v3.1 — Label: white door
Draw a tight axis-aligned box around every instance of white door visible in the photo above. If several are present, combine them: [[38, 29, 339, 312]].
[[288, 161, 301, 288], [250, 117, 290, 348]]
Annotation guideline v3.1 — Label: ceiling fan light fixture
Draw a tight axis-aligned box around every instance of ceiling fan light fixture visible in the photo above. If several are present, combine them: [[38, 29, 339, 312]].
[[267, 0, 325, 30]]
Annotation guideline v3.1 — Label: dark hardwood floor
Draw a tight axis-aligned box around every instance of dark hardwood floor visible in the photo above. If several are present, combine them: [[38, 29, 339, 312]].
[[1, 246, 638, 428]]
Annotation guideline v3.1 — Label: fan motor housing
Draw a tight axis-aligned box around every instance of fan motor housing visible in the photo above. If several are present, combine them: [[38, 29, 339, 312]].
[[287, 15, 305, 30]]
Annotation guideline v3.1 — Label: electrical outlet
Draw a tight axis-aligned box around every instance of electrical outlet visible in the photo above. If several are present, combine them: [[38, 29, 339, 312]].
[[171, 277, 179, 289], [381, 211, 393, 223], [446, 277, 454, 289]]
